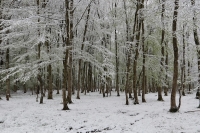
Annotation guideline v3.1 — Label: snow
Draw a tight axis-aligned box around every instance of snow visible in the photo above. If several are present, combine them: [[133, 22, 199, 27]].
[[0, 91, 200, 133]]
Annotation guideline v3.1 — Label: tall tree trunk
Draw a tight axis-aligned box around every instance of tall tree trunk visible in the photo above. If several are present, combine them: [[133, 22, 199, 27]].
[[123, 0, 130, 105], [191, 0, 200, 107], [164, 41, 168, 96], [6, 48, 10, 101], [47, 40, 53, 99], [77, 4, 91, 99], [191, 0, 200, 92], [158, 0, 165, 101], [132, 0, 142, 105], [62, 0, 71, 110], [187, 34, 191, 93], [66, 0, 74, 104], [182, 24, 186, 96], [36, 0, 43, 104], [115, 2, 120, 97], [169, 0, 180, 112], [142, 20, 146, 103], [0, 0, 3, 100]]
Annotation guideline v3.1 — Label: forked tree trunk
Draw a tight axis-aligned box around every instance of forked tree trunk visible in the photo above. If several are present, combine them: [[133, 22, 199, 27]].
[[169, 0, 180, 112]]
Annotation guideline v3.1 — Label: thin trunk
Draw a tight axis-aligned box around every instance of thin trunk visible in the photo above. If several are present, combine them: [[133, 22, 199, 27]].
[[47, 40, 53, 99], [36, 0, 43, 104], [132, 0, 141, 105], [123, 0, 130, 105], [23, 83, 27, 93], [115, 2, 120, 96], [66, 0, 74, 104], [169, 0, 180, 112], [182, 24, 186, 96], [62, 0, 70, 110], [191, 0, 200, 106], [141, 15, 146, 102], [158, 0, 165, 101], [6, 48, 10, 100], [164, 41, 168, 96], [77, 4, 91, 99], [56, 69, 60, 94], [187, 42, 191, 93]]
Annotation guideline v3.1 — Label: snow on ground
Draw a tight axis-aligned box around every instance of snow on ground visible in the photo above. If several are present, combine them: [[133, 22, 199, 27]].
[[0, 91, 200, 133]]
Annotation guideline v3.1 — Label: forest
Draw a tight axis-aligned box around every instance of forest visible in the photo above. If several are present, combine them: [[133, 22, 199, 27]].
[[0, 0, 200, 113]]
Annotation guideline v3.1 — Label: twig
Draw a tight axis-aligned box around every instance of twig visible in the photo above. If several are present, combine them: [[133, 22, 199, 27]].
[[74, 0, 94, 28]]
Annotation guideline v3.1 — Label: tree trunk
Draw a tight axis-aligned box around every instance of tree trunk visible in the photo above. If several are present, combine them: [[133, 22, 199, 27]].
[[6, 48, 10, 100], [164, 41, 168, 96], [191, 0, 200, 104], [62, 0, 72, 110], [169, 0, 180, 112], [115, 2, 120, 97], [46, 40, 53, 99], [158, 0, 166, 101], [123, 0, 130, 105], [66, 0, 74, 104], [182, 24, 186, 96], [132, 0, 142, 105], [141, 4, 146, 102], [77, 4, 91, 99]]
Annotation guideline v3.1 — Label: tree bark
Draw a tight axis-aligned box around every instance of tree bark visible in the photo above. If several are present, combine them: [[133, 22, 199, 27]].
[[66, 0, 74, 104], [182, 24, 186, 96], [77, 4, 91, 99], [191, 0, 200, 106], [132, 0, 142, 105], [169, 0, 180, 112], [158, 0, 165, 101], [123, 0, 130, 105], [115, 2, 120, 97], [141, 11, 146, 103], [6, 48, 10, 101]]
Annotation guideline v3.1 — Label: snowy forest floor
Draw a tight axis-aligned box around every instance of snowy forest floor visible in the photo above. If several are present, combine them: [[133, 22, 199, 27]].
[[0, 91, 200, 133]]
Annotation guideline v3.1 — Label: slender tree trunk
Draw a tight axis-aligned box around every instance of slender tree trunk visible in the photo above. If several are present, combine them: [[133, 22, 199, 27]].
[[191, 0, 200, 90], [169, 0, 180, 112], [123, 0, 130, 105], [66, 0, 74, 104], [158, 0, 165, 101], [6, 48, 10, 101], [56, 69, 60, 94], [182, 24, 186, 96], [0, 0, 3, 100], [187, 37, 191, 93], [191, 0, 200, 107], [115, 2, 120, 97], [77, 4, 91, 99], [46, 40, 53, 99], [164, 41, 168, 96], [141, 14, 146, 102], [132, 0, 141, 105], [62, 0, 71, 110]]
